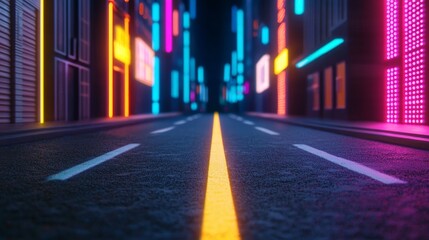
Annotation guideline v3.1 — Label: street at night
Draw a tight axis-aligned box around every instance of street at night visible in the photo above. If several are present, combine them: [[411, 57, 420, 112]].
[[1, 114, 429, 239], [1, 0, 429, 239]]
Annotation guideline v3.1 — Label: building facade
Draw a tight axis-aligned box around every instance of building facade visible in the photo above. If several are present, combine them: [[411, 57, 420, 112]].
[[0, 0, 40, 123]]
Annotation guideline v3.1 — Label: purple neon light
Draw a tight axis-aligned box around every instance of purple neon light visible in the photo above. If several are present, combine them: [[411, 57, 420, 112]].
[[404, 0, 425, 124], [387, 67, 399, 123], [165, 0, 173, 53], [386, 0, 399, 60]]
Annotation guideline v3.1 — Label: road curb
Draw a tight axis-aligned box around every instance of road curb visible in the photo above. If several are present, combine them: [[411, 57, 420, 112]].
[[246, 113, 429, 151], [0, 113, 181, 146]]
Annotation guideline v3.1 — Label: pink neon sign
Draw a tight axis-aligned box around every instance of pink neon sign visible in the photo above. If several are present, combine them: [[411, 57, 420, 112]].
[[165, 0, 173, 53]]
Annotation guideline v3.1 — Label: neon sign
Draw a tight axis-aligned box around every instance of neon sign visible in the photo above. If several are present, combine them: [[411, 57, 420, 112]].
[[114, 25, 131, 64], [135, 38, 154, 86], [256, 54, 270, 93]]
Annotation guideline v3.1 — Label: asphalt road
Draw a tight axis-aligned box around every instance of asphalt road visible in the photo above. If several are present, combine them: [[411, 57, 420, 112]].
[[1, 113, 429, 239]]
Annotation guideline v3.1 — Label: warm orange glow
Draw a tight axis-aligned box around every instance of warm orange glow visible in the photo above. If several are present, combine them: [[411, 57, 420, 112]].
[[277, 72, 286, 115], [277, 0, 284, 10], [139, 3, 144, 16], [108, 2, 113, 118], [277, 8, 285, 23], [124, 17, 130, 117], [277, 23, 285, 52], [201, 113, 240, 240], [173, 10, 179, 36]]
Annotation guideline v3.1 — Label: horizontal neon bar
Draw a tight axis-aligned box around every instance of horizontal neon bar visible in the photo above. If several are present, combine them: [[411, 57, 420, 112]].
[[296, 38, 344, 68]]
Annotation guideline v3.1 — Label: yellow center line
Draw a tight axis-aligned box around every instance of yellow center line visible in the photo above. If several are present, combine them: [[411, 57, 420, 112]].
[[201, 113, 241, 240]]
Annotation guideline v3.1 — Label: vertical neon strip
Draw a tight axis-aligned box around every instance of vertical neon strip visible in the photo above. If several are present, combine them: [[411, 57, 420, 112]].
[[231, 51, 237, 76], [39, 0, 44, 123], [171, 70, 179, 98], [277, 72, 286, 115], [198, 66, 204, 83], [152, 2, 160, 21], [173, 10, 179, 36], [237, 9, 244, 61], [124, 17, 130, 117], [224, 64, 231, 82], [183, 46, 190, 103], [108, 2, 113, 118], [404, 0, 425, 124], [386, 67, 399, 123], [152, 57, 160, 114], [261, 26, 269, 45], [152, 3, 160, 51], [277, 0, 286, 116], [152, 23, 160, 51], [165, 0, 173, 53], [386, 0, 399, 60], [183, 12, 190, 28], [294, 0, 304, 15]]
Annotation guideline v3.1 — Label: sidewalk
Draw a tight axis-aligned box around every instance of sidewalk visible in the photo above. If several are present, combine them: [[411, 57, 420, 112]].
[[247, 112, 429, 150], [0, 113, 181, 146]]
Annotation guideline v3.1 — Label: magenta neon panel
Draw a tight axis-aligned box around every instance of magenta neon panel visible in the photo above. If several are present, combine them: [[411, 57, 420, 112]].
[[404, 0, 425, 124], [387, 67, 399, 123], [385, 0, 399, 60], [165, 0, 173, 53]]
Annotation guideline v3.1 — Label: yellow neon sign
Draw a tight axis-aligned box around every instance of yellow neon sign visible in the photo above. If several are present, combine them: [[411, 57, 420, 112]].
[[114, 25, 131, 64], [40, 0, 45, 123], [274, 48, 289, 75]]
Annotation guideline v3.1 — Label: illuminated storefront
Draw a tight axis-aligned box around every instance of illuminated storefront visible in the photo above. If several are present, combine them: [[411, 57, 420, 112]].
[[108, 1, 131, 118]]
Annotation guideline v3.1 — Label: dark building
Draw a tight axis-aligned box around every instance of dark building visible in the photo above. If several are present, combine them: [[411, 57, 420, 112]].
[[292, 0, 384, 122], [0, 0, 40, 123], [44, 0, 91, 122]]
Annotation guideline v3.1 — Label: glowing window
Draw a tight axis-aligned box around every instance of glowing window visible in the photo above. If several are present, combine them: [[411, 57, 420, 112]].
[[324, 67, 333, 110], [336, 61, 346, 109], [135, 38, 154, 86], [256, 54, 270, 94]]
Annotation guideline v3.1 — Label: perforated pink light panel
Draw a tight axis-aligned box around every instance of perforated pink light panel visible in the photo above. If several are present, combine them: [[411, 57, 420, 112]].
[[404, 0, 425, 124], [387, 67, 399, 123], [386, 0, 399, 60]]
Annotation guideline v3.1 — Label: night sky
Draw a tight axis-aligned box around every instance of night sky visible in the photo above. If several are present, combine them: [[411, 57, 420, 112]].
[[192, 0, 241, 111]]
